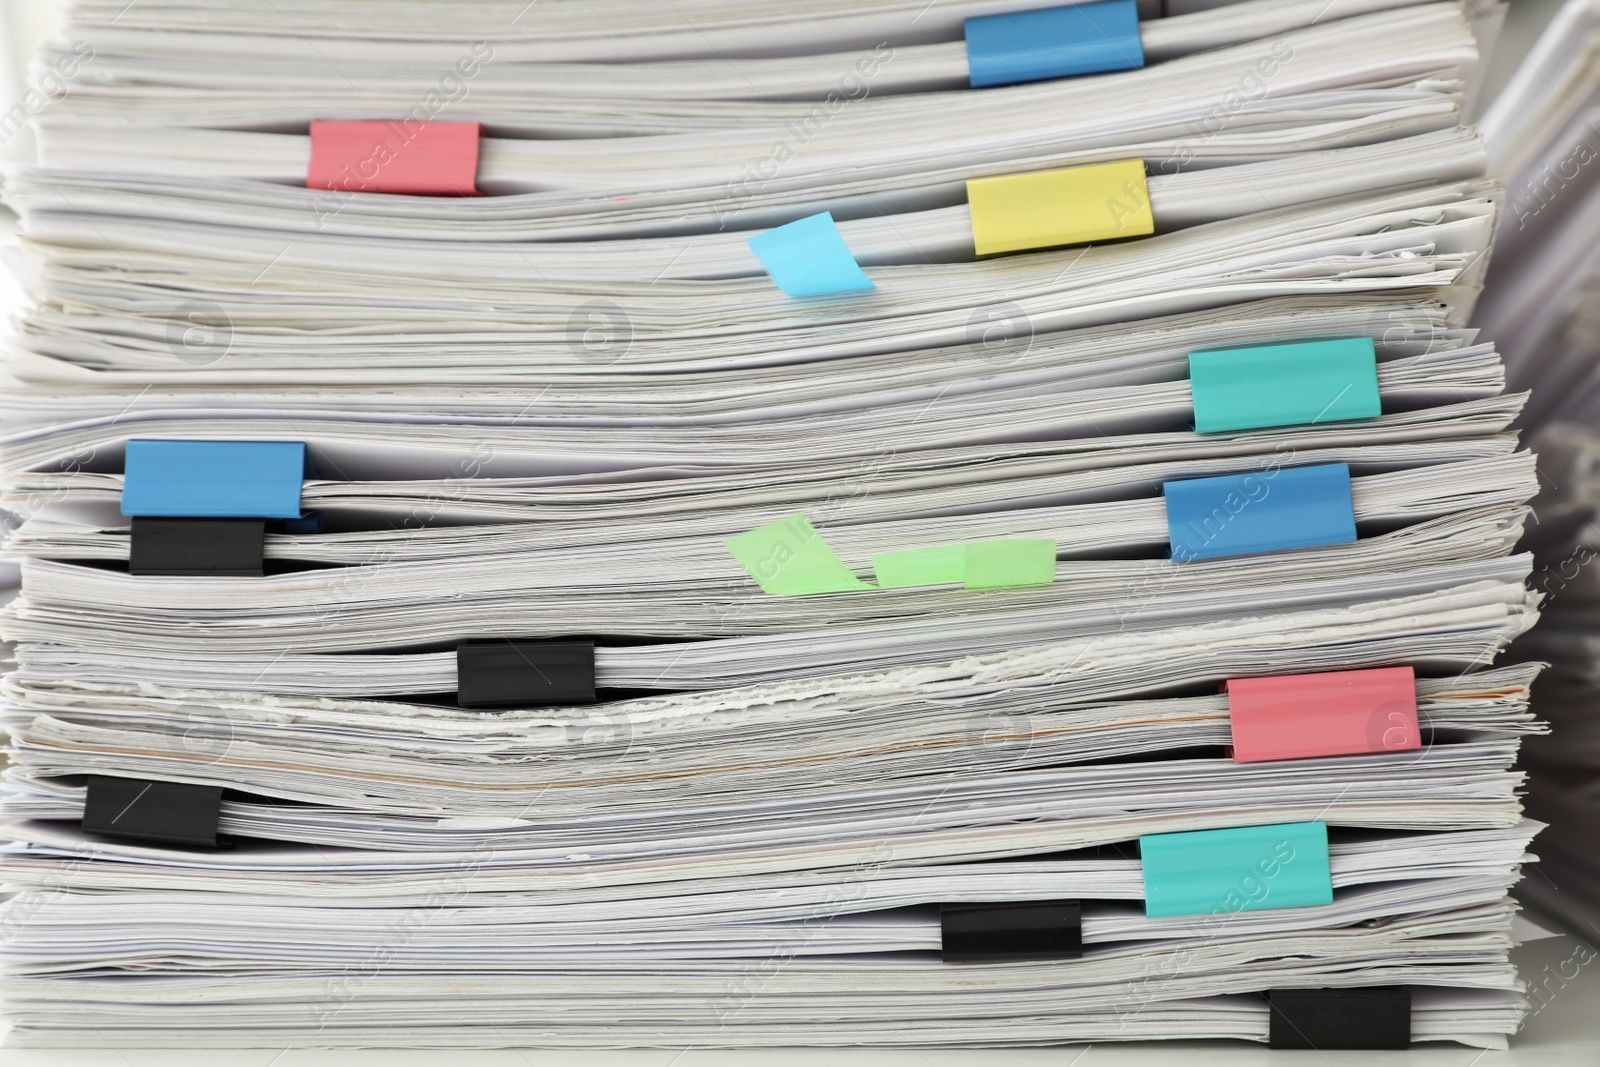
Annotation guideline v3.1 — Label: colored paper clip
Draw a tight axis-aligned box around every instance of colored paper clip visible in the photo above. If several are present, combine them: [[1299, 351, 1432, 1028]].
[[1163, 462, 1355, 562], [1268, 988, 1410, 1050], [82, 775, 224, 849], [1139, 821, 1332, 918], [122, 440, 307, 519], [456, 639, 598, 708], [940, 901, 1082, 962], [747, 212, 875, 297], [965, 0, 1144, 89], [967, 159, 1152, 255], [308, 119, 481, 196], [1189, 337, 1381, 434], [1227, 666, 1419, 763]]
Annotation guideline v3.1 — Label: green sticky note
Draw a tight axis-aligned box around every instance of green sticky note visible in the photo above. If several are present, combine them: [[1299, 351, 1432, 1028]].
[[872, 544, 967, 588], [1188, 337, 1380, 434], [724, 515, 874, 596], [963, 539, 1056, 589]]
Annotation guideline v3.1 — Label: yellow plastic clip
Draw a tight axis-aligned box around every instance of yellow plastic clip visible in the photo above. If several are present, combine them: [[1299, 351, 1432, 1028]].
[[967, 159, 1153, 255]]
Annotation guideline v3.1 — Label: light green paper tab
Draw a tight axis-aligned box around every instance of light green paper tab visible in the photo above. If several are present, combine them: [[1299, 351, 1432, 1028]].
[[1188, 337, 1380, 434], [873, 544, 967, 588], [724, 515, 874, 596], [963, 539, 1057, 589]]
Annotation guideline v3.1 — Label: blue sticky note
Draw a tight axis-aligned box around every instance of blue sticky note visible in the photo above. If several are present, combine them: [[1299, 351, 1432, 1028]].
[[965, 0, 1144, 89], [122, 440, 306, 518], [747, 213, 875, 297], [1164, 463, 1356, 562], [1140, 821, 1332, 918]]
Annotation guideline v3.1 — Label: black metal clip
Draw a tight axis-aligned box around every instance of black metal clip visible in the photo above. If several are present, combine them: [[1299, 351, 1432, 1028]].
[[129, 517, 266, 576], [82, 775, 224, 848], [456, 638, 597, 707], [1267, 987, 1410, 1049], [939, 900, 1082, 962]]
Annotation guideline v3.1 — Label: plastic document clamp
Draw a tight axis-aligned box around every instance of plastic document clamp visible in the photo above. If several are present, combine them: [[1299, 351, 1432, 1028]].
[[1139, 821, 1332, 918], [129, 517, 267, 577], [308, 119, 481, 196], [82, 775, 224, 848], [1164, 462, 1356, 562], [1267, 987, 1410, 1049], [965, 0, 1144, 88], [1227, 665, 1419, 763], [747, 212, 874, 296], [967, 159, 1152, 255], [940, 901, 1082, 962], [457, 639, 598, 708], [122, 440, 306, 519], [1189, 337, 1381, 433]]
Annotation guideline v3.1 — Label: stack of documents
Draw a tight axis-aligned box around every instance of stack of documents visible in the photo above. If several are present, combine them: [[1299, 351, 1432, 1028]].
[[0, 0, 1554, 1049], [1472, 0, 1600, 940]]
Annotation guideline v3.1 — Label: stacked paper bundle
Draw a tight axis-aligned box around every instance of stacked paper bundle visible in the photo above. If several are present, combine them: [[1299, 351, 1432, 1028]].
[[1473, 0, 1600, 939], [0, 0, 1554, 1049]]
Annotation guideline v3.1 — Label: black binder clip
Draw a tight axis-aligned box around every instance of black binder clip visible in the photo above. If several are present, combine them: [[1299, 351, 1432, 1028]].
[[456, 639, 597, 708], [82, 775, 224, 848], [130, 517, 266, 576], [939, 900, 1082, 962], [1267, 987, 1410, 1049]]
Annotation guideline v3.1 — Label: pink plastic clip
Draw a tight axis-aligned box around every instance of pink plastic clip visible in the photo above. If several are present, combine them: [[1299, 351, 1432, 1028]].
[[1226, 666, 1418, 763], [308, 120, 481, 196]]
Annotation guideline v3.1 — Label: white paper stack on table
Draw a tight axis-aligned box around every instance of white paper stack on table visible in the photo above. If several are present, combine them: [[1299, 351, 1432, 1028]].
[[0, 0, 1553, 1050], [1470, 0, 1600, 942]]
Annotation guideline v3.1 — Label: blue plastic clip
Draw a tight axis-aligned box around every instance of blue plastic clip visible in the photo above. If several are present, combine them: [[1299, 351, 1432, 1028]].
[[121, 440, 307, 518], [747, 212, 875, 297], [1164, 462, 1356, 562], [965, 0, 1144, 89], [1140, 821, 1333, 918]]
